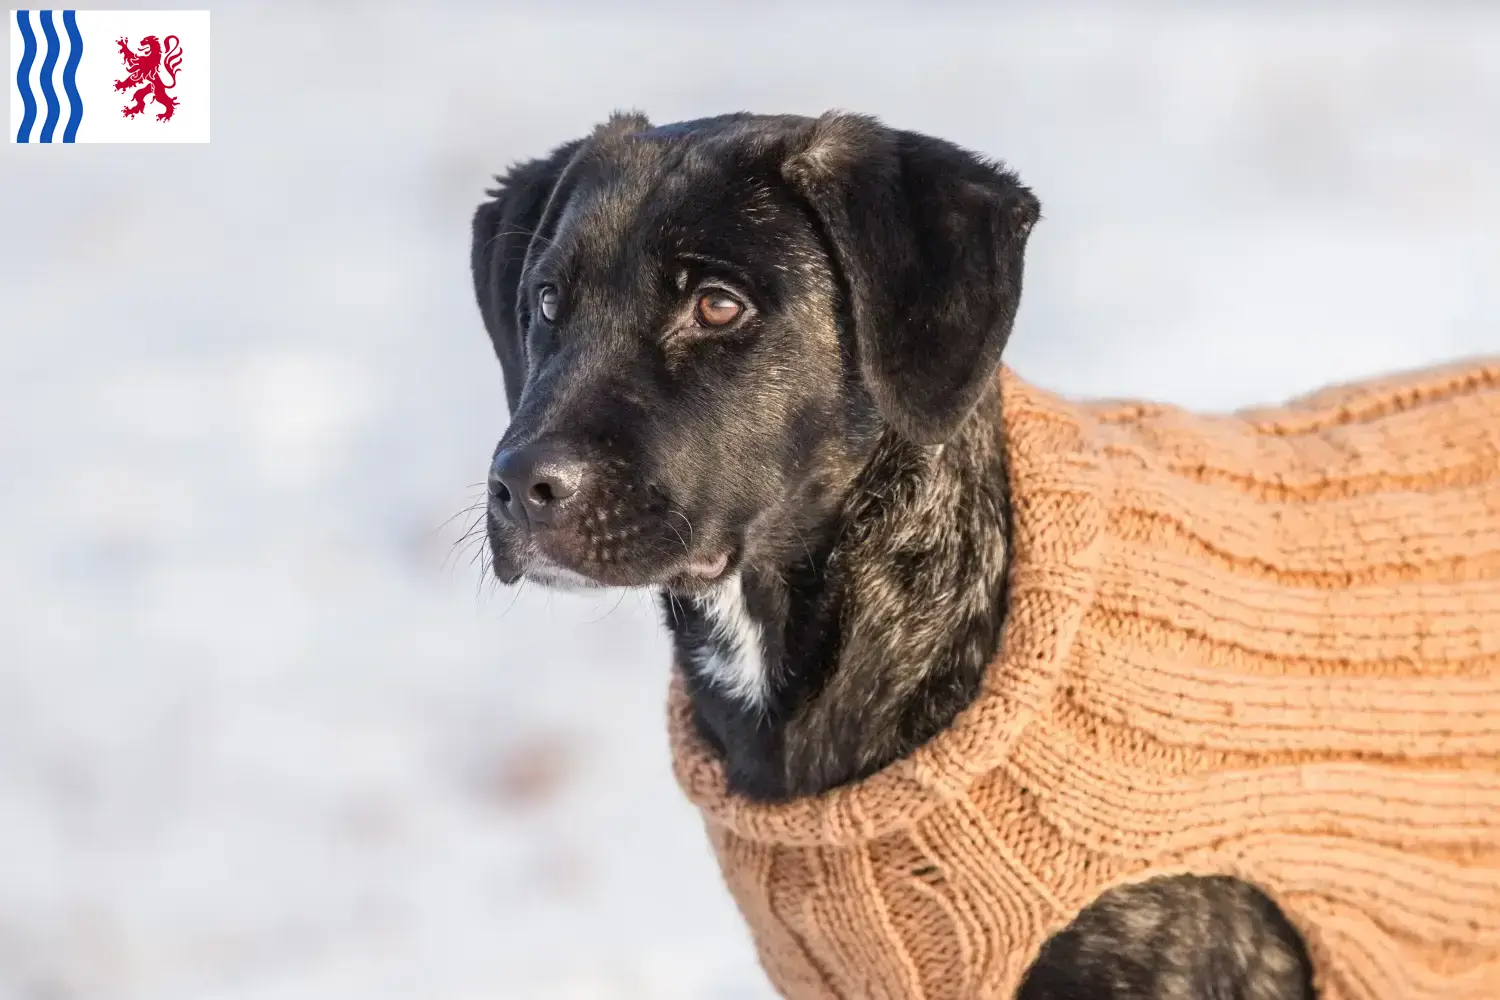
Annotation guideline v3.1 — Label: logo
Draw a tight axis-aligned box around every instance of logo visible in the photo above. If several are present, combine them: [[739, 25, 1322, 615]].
[[114, 32, 182, 121], [10, 9, 209, 143]]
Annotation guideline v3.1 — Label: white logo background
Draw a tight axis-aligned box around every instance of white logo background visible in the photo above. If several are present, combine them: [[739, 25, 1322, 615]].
[[9, 9, 209, 143]]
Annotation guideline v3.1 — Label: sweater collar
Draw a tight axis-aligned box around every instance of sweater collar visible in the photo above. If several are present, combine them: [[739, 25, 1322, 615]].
[[668, 367, 1115, 847]]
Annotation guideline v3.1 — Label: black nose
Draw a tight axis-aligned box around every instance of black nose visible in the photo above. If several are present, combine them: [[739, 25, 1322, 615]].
[[490, 439, 587, 526]]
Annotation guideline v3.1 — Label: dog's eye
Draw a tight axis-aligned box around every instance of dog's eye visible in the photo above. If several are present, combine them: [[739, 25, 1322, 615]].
[[538, 285, 560, 323], [694, 291, 743, 328]]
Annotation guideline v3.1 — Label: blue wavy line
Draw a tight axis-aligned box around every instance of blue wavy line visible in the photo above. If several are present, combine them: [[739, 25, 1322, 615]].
[[14, 11, 37, 143], [37, 10, 61, 142], [62, 10, 82, 142]]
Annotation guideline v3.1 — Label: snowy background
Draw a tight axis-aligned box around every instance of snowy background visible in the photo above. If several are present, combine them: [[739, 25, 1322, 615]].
[[2, 3, 1498, 997]]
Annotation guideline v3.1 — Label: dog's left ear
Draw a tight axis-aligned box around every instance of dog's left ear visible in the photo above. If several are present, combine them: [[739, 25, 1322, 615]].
[[472, 113, 653, 413], [783, 113, 1040, 444], [471, 138, 584, 413]]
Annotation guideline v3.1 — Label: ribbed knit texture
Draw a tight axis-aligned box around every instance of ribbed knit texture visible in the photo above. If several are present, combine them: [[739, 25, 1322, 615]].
[[668, 359, 1500, 1000]]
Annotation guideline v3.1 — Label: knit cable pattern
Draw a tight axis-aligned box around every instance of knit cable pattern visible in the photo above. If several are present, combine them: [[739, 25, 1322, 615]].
[[668, 359, 1500, 1000]]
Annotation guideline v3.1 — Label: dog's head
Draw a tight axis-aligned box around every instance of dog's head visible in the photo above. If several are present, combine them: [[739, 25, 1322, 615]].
[[471, 111, 1038, 592]]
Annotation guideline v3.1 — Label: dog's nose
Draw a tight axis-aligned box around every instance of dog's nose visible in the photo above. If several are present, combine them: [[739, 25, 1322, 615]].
[[490, 439, 586, 526]]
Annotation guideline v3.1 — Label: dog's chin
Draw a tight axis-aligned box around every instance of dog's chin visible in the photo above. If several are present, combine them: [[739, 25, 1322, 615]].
[[524, 559, 607, 592], [498, 547, 735, 595]]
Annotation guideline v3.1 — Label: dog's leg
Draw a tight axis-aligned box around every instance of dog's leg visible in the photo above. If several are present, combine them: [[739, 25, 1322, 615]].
[[1015, 874, 1315, 1000]]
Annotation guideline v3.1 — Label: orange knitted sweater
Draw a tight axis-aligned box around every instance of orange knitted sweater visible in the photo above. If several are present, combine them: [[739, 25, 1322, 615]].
[[668, 359, 1500, 1000]]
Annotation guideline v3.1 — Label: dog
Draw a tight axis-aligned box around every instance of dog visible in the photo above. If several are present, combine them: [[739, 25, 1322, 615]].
[[470, 111, 1346, 999]]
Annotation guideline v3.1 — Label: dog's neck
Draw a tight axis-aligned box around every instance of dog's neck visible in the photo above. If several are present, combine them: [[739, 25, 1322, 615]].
[[663, 388, 1012, 801]]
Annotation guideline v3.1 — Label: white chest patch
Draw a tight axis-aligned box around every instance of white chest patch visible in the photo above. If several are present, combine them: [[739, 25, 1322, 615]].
[[690, 573, 769, 709]]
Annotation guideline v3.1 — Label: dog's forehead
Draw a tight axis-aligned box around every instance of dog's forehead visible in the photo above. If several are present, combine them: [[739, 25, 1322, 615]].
[[630, 113, 811, 145], [631, 115, 749, 141], [596, 129, 751, 201], [564, 130, 792, 261]]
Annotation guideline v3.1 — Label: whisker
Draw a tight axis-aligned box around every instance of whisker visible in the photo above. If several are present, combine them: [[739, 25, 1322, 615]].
[[791, 523, 816, 574], [434, 495, 487, 534], [443, 511, 491, 575], [584, 588, 631, 624], [667, 508, 696, 553]]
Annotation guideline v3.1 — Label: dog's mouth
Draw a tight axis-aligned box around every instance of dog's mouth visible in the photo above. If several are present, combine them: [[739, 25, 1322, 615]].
[[656, 548, 736, 594], [521, 550, 733, 593], [483, 480, 744, 592], [683, 552, 730, 580], [521, 556, 607, 592], [491, 523, 737, 594]]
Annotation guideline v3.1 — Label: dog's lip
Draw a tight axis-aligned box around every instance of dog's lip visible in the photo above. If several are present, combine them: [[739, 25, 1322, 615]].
[[685, 552, 730, 579], [661, 546, 739, 594], [510, 551, 733, 590], [525, 561, 605, 591], [493, 531, 737, 590]]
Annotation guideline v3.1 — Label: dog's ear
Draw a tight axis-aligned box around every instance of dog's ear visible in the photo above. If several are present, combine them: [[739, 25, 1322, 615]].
[[783, 113, 1040, 444], [471, 139, 583, 413]]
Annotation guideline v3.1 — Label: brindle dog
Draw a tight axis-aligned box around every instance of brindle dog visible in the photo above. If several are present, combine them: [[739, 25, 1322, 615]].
[[471, 112, 1316, 999]]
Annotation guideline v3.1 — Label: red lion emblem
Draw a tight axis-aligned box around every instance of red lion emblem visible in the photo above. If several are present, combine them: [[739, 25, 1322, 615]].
[[113, 34, 184, 121]]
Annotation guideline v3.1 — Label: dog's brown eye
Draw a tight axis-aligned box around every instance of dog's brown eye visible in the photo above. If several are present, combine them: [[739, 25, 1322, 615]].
[[538, 285, 560, 323], [695, 292, 743, 328]]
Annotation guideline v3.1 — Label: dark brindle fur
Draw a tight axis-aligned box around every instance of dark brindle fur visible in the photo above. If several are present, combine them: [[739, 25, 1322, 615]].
[[470, 111, 1315, 998]]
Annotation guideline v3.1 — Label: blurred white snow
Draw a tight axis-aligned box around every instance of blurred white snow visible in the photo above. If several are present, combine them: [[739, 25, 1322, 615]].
[[1, 3, 1497, 997]]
